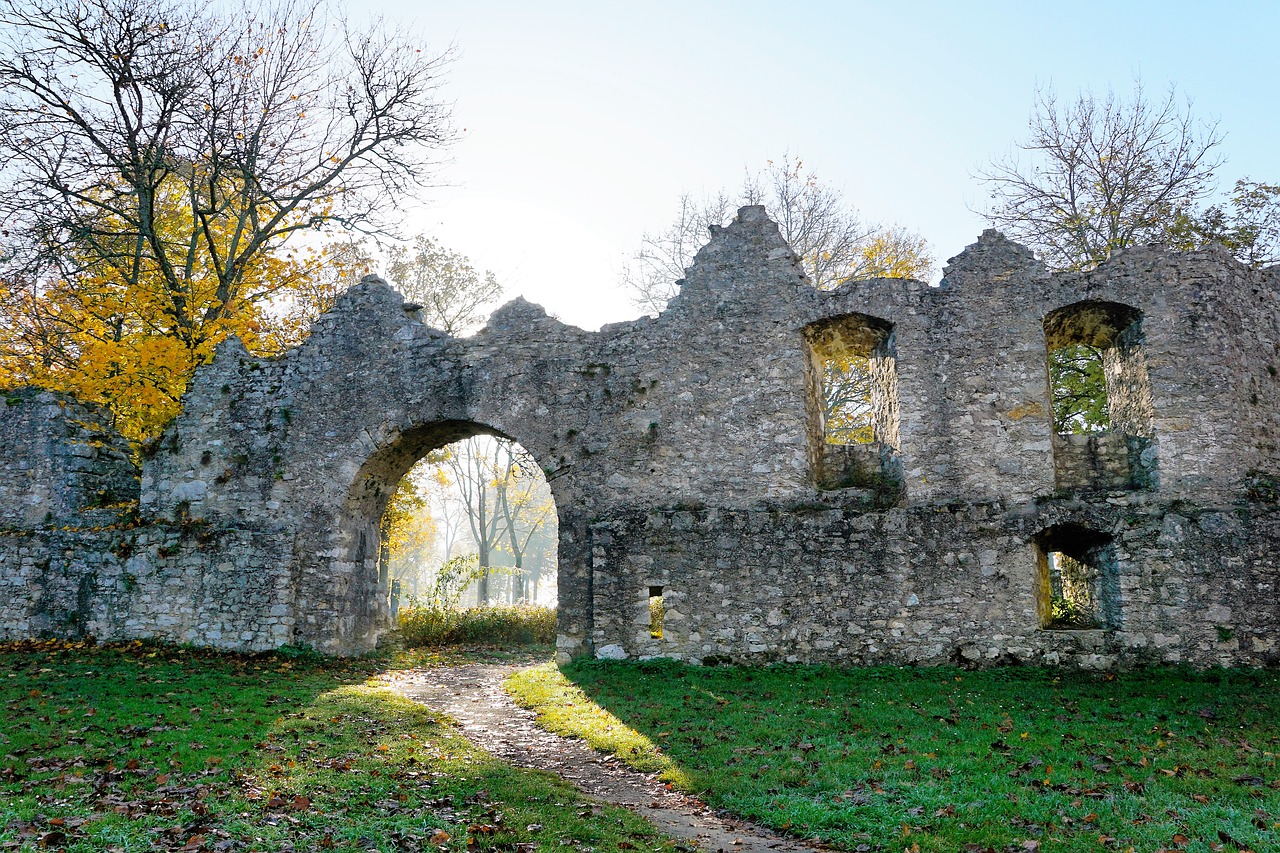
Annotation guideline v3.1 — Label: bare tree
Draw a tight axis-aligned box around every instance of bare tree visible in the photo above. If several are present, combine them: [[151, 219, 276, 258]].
[[749, 156, 884, 290], [977, 82, 1224, 271], [621, 155, 934, 314], [386, 235, 503, 336], [442, 437, 505, 605], [622, 192, 735, 316], [0, 0, 454, 349], [493, 440, 555, 603], [432, 484, 469, 564]]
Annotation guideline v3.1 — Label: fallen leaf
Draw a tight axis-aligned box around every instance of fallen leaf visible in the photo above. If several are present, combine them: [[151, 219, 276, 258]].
[[1218, 829, 1247, 850]]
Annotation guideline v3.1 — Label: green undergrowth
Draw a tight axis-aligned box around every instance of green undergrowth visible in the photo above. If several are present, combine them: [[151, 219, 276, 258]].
[[397, 605, 557, 649], [0, 640, 677, 852], [506, 660, 1280, 853]]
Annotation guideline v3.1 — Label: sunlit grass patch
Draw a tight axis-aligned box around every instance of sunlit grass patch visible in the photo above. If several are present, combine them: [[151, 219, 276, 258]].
[[0, 640, 678, 852], [508, 659, 1280, 853], [505, 663, 682, 781]]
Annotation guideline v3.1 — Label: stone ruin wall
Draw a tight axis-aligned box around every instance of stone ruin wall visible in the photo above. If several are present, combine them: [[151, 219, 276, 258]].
[[2, 205, 1279, 668]]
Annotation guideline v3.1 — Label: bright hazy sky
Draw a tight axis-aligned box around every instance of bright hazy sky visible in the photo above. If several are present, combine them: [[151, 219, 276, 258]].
[[368, 1, 1280, 330]]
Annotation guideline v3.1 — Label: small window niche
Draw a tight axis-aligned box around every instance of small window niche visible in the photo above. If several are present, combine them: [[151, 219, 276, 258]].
[[805, 313, 902, 492], [648, 585, 664, 640], [1034, 525, 1120, 630], [1043, 301, 1156, 491]]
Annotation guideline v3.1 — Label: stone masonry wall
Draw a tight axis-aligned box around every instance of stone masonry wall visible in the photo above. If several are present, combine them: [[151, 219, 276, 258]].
[[1, 206, 1279, 668], [589, 495, 1280, 669]]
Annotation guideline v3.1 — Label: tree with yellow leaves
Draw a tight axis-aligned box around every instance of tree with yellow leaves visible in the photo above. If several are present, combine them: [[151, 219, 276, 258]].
[[620, 155, 935, 315], [380, 473, 439, 602], [0, 184, 368, 441], [0, 0, 450, 442]]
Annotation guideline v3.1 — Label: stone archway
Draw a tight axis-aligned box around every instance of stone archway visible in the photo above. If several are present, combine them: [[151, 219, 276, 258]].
[[136, 276, 596, 658], [307, 419, 564, 654]]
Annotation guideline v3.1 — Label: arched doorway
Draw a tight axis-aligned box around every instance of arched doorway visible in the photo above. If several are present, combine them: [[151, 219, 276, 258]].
[[384, 434, 558, 613], [295, 419, 570, 655]]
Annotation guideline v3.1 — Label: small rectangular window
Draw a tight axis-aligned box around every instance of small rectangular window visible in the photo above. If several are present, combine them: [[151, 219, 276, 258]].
[[1035, 525, 1119, 630], [648, 585, 664, 639]]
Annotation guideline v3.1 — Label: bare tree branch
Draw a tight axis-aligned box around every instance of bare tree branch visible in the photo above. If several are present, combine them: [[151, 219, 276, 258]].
[[0, 0, 455, 349], [621, 155, 934, 314], [976, 81, 1224, 271]]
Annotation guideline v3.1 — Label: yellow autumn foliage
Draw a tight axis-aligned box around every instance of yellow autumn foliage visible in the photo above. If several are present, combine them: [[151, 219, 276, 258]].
[[0, 179, 367, 444], [858, 227, 935, 281], [822, 352, 875, 445], [383, 477, 438, 564]]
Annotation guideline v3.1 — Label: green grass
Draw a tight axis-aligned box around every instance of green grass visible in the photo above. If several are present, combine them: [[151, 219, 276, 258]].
[[506, 660, 1280, 853], [505, 666, 676, 779], [397, 605, 557, 648], [0, 640, 679, 852]]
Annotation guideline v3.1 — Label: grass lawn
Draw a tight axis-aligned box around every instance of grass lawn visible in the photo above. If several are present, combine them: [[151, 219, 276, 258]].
[[0, 640, 680, 853], [506, 660, 1280, 853]]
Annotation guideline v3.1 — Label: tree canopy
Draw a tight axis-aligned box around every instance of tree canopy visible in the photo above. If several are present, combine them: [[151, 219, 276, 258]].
[[979, 81, 1280, 271], [0, 0, 452, 441], [621, 156, 935, 315], [981, 81, 1280, 437], [387, 236, 503, 337]]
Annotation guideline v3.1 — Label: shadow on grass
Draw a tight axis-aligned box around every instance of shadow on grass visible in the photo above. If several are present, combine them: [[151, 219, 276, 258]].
[[538, 659, 1280, 853], [0, 640, 676, 852]]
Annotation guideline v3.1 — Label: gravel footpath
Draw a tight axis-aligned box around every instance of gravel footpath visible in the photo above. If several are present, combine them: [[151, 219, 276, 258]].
[[385, 663, 829, 853]]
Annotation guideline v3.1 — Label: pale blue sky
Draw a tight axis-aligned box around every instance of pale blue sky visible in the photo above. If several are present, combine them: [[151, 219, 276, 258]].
[[369, 1, 1280, 329]]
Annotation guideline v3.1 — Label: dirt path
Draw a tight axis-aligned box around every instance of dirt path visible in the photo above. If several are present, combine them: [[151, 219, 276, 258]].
[[385, 663, 828, 853]]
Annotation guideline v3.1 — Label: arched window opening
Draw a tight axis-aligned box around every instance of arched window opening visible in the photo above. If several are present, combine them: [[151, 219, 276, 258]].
[[1034, 525, 1120, 631], [1043, 301, 1156, 491], [805, 313, 902, 492], [382, 435, 558, 614]]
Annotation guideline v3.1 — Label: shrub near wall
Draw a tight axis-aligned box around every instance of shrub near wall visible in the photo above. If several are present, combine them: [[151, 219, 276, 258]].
[[398, 604, 556, 647]]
